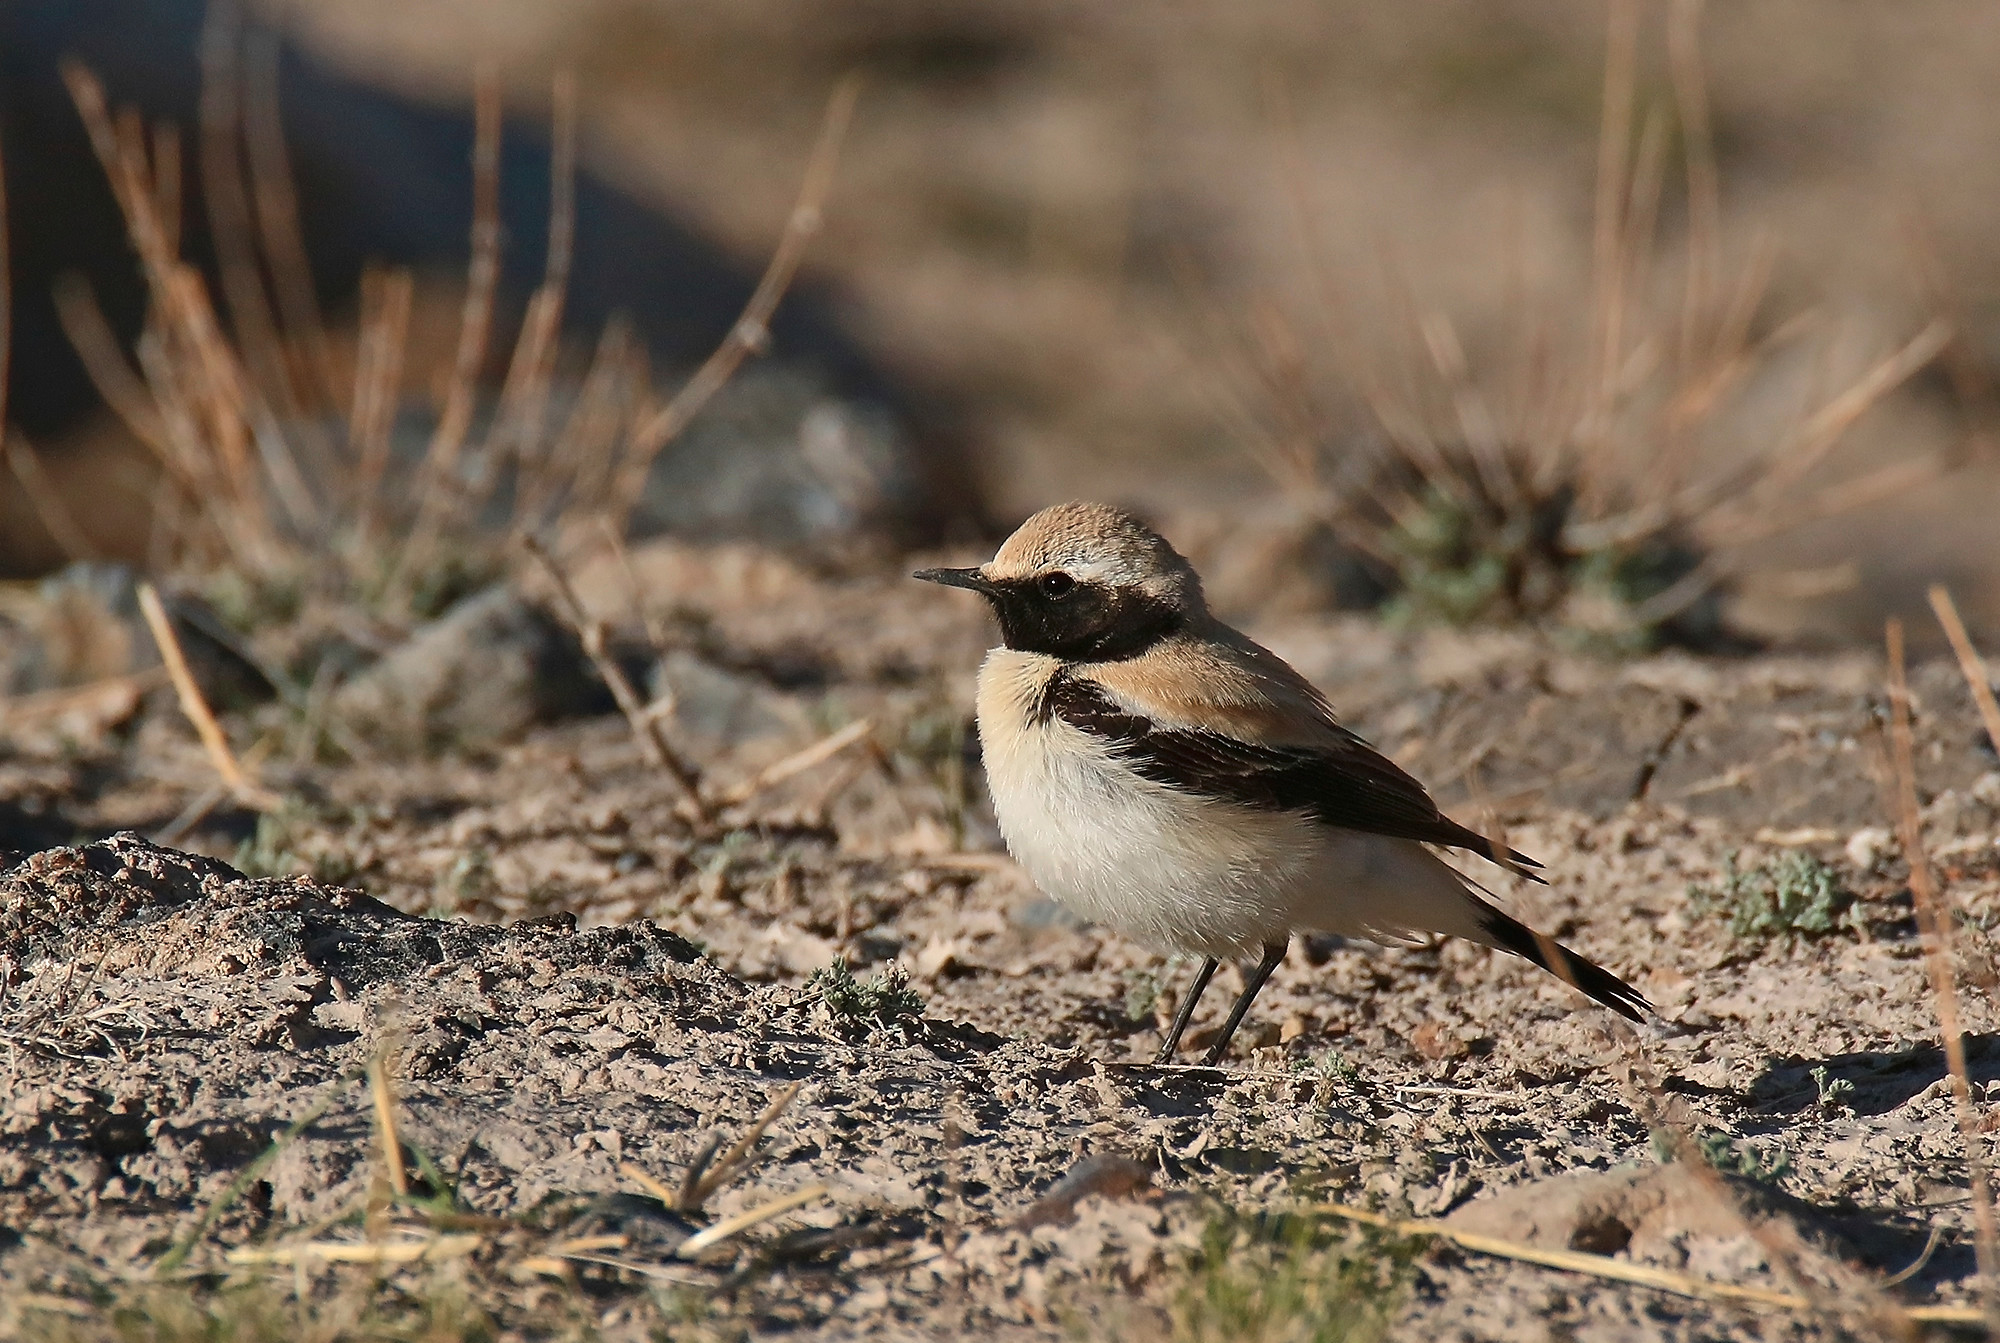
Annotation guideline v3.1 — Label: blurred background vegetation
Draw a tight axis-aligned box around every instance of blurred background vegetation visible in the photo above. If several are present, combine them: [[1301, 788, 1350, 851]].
[[5, 0, 2000, 648]]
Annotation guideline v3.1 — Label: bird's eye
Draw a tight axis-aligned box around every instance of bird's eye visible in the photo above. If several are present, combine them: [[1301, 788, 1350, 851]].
[[1039, 572, 1076, 600]]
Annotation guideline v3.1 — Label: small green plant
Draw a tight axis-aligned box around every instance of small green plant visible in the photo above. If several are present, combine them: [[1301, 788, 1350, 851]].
[[230, 806, 356, 885], [1811, 1065, 1856, 1113], [1697, 1130, 1792, 1184], [1688, 851, 1853, 942], [1289, 1049, 1361, 1106], [30, 1275, 498, 1343], [1375, 477, 1711, 653], [231, 809, 307, 880], [1173, 1211, 1415, 1343], [1655, 1127, 1792, 1184], [805, 959, 924, 1030], [1124, 969, 1164, 1024]]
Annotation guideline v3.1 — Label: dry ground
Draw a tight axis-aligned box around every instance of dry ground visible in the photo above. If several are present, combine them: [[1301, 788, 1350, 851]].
[[4, 538, 2000, 1339]]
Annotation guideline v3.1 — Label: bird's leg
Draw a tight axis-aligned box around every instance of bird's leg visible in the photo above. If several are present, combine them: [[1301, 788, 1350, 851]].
[[1153, 957, 1219, 1064], [1201, 940, 1288, 1066]]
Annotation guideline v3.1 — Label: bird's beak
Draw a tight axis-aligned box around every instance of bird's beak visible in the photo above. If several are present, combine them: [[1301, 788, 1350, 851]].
[[911, 566, 994, 593]]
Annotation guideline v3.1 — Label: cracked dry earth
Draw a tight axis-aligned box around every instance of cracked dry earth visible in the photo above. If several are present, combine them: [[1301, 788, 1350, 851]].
[[5, 544, 2000, 1339]]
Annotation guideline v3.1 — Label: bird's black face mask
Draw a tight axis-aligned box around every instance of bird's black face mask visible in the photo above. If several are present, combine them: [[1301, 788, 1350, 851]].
[[913, 567, 1180, 662]]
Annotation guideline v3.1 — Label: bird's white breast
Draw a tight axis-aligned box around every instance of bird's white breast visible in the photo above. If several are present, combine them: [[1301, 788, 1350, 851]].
[[975, 649, 1317, 958]]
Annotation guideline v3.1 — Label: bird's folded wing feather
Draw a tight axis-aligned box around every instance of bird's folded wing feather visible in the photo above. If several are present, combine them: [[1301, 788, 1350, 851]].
[[1046, 663, 1541, 873]]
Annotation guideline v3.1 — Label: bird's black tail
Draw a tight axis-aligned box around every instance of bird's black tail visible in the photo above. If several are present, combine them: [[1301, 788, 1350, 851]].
[[1475, 905, 1649, 1021]]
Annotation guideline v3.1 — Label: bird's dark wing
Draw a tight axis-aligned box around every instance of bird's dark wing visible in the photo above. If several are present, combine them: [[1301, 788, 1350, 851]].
[[1041, 670, 1542, 875]]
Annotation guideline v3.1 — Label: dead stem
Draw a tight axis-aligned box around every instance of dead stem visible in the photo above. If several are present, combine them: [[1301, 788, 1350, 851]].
[[348, 266, 414, 536], [612, 75, 862, 527], [595, 511, 670, 655], [500, 69, 579, 533], [717, 721, 875, 810], [135, 583, 282, 812], [519, 534, 711, 822], [675, 1184, 829, 1260], [365, 1037, 409, 1199], [684, 1082, 806, 1211], [1927, 585, 2000, 758], [243, 28, 341, 411], [1667, 0, 1720, 376], [1312, 1203, 1978, 1326], [402, 63, 504, 570], [1585, 0, 1640, 446], [50, 275, 172, 455], [199, 1, 295, 416], [619, 1162, 680, 1208], [1885, 616, 2000, 1333], [150, 121, 182, 255], [4, 436, 98, 562], [1602, 1020, 1912, 1337]]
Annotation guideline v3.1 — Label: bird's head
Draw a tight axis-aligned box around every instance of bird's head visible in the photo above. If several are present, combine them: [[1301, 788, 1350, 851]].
[[913, 502, 1204, 660]]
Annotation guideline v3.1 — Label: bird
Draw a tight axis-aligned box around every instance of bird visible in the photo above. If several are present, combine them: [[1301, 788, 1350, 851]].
[[914, 501, 1649, 1067]]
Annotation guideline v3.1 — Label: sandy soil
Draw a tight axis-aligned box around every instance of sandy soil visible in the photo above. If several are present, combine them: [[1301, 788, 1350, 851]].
[[4, 542, 2000, 1339]]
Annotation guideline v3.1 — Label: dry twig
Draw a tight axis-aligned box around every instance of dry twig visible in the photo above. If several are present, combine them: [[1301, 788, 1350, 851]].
[[520, 534, 710, 820], [717, 721, 876, 809], [136, 583, 281, 812], [4, 436, 98, 562], [683, 1081, 806, 1211], [612, 75, 862, 524], [403, 63, 503, 564], [226, 1233, 482, 1267], [1929, 585, 2000, 758], [366, 1037, 409, 1199], [1311, 1203, 1979, 1326], [1886, 616, 2000, 1333], [676, 1184, 830, 1260]]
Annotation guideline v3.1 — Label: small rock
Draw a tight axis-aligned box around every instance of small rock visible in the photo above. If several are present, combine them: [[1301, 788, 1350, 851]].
[[1845, 827, 1894, 871], [1412, 1020, 1469, 1061], [333, 586, 602, 750], [650, 649, 807, 753]]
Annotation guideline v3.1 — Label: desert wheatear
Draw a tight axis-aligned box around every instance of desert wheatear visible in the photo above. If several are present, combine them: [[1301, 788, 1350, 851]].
[[916, 502, 1647, 1066]]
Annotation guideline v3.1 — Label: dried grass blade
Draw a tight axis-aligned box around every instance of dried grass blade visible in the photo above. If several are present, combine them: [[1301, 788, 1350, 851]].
[[404, 63, 503, 561], [226, 1233, 483, 1267], [1419, 310, 1518, 511], [1586, 0, 1641, 434], [719, 722, 875, 808], [4, 435, 98, 562], [676, 1183, 830, 1260], [614, 75, 861, 525], [198, 1, 294, 414], [243, 28, 340, 411], [494, 70, 577, 530], [157, 1068, 356, 1274], [1707, 456, 1941, 551], [366, 1039, 409, 1198], [1885, 617, 2000, 1334], [149, 120, 181, 250], [521, 534, 711, 820], [689, 1081, 806, 1207], [530, 318, 632, 532], [619, 1161, 680, 1207], [676, 1133, 726, 1213], [1668, 0, 1720, 374], [1757, 320, 1950, 498], [349, 266, 414, 534], [1310, 1203, 1973, 1324], [136, 583, 281, 812], [1928, 585, 2000, 759], [49, 274, 172, 455]]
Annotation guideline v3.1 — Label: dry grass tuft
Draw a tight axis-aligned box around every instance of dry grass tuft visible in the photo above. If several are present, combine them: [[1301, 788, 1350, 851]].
[[49, 39, 857, 622], [1228, 0, 1950, 648], [1886, 615, 2000, 1335]]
